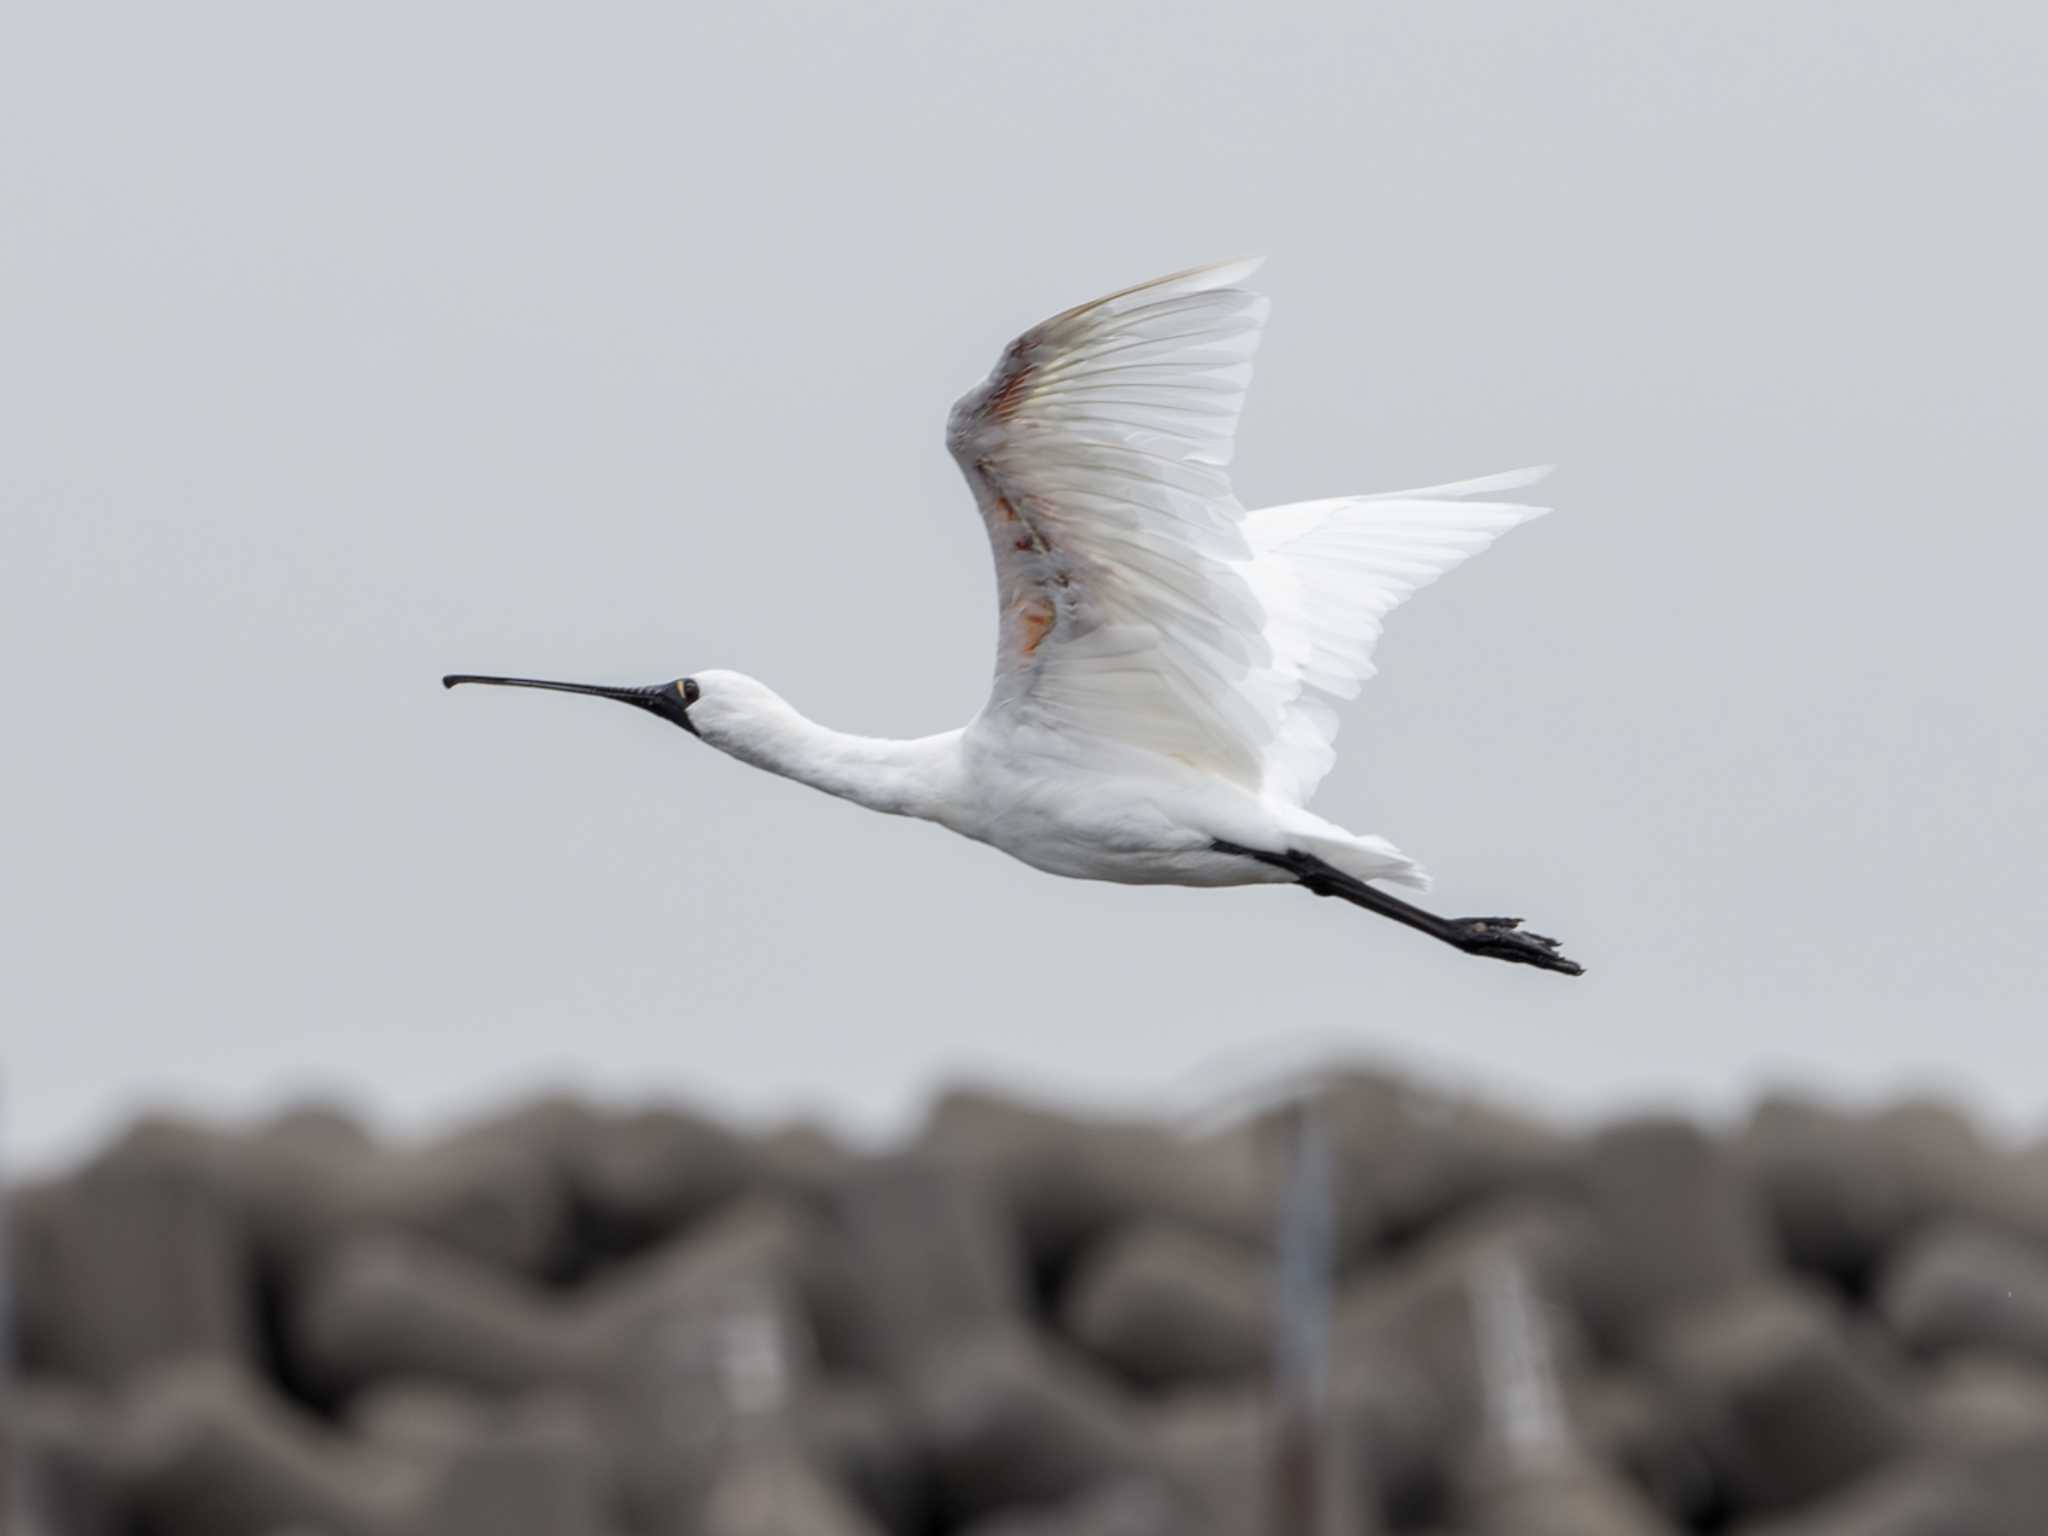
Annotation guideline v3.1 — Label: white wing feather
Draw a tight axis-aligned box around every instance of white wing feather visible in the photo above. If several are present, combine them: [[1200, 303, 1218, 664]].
[[947, 260, 1550, 807], [947, 257, 1280, 787], [1247, 467, 1554, 805]]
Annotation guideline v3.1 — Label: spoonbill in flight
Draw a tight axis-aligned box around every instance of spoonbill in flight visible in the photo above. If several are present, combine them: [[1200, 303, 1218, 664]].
[[447, 259, 1582, 974]]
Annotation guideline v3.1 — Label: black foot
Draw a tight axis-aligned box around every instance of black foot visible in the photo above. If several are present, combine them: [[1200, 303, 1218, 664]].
[[1448, 917, 1585, 976]]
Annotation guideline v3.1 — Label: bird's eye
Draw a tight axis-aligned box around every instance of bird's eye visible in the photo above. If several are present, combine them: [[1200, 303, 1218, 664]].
[[681, 678, 701, 706]]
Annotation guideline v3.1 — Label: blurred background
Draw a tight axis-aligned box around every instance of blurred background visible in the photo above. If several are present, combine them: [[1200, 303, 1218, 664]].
[[5, 4, 2045, 1534]]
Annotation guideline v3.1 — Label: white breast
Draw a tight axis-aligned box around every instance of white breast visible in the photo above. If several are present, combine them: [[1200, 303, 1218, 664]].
[[948, 726, 1292, 887]]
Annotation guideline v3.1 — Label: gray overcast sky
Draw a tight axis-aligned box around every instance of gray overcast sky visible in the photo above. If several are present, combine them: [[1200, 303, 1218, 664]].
[[5, 5, 2044, 1168]]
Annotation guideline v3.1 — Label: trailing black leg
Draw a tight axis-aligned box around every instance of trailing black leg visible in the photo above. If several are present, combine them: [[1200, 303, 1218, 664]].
[[1213, 841, 1584, 976]]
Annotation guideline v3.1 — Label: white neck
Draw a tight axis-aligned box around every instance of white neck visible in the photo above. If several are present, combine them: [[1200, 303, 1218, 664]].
[[693, 680, 961, 821]]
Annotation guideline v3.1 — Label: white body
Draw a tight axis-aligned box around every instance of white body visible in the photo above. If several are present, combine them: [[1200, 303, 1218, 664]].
[[688, 687, 1314, 888], [679, 258, 1553, 896]]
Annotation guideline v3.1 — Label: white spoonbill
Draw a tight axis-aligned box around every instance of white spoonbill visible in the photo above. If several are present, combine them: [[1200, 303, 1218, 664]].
[[447, 259, 1581, 974]]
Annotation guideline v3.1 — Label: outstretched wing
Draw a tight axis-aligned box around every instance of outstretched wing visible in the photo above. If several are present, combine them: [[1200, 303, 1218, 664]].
[[1246, 467, 1554, 805], [946, 259, 1553, 806], [946, 258, 1283, 788]]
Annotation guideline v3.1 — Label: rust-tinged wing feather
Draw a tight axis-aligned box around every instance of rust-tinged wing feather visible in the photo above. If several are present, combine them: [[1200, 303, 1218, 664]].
[[946, 260, 1281, 784]]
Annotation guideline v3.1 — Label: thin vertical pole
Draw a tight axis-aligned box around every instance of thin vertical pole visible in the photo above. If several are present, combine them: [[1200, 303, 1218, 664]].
[[1270, 1094, 1336, 1536], [2, 1078, 22, 1536]]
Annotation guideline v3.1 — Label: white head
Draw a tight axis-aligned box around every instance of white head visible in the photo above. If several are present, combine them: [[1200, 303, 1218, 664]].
[[676, 668, 799, 756]]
